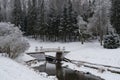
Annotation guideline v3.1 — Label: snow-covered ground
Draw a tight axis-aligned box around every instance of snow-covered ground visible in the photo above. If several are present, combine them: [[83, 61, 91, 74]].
[[27, 38, 120, 67], [27, 38, 120, 80], [62, 62, 120, 80], [0, 56, 56, 80]]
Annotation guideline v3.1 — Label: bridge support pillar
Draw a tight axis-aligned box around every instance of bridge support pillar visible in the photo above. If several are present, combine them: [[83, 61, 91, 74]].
[[56, 52, 63, 62]]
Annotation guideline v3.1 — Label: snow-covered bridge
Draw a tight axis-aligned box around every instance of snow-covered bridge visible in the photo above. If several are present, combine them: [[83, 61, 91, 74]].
[[27, 47, 70, 62]]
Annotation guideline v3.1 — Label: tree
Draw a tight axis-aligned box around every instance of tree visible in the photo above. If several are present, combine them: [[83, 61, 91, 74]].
[[111, 0, 120, 34], [0, 3, 3, 22], [20, 0, 28, 33], [47, 8, 60, 41], [1, 0, 8, 21], [0, 0, 113, 42], [60, 0, 78, 42], [11, 0, 23, 27], [81, 0, 94, 22], [36, 0, 46, 40], [0, 22, 29, 58], [27, 0, 37, 37], [103, 34, 119, 49], [77, 15, 88, 44], [88, 0, 111, 45], [67, 0, 78, 41]]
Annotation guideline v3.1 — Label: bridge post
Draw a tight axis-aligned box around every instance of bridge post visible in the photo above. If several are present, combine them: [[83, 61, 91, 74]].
[[56, 51, 63, 62]]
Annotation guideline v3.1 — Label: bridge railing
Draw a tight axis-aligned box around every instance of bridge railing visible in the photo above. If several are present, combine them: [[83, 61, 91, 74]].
[[35, 47, 65, 52]]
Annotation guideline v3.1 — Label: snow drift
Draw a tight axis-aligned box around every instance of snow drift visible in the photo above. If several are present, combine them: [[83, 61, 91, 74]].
[[0, 56, 51, 80]]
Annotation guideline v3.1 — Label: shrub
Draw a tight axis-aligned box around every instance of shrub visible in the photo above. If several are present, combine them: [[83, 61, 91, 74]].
[[0, 22, 29, 58], [103, 34, 119, 49]]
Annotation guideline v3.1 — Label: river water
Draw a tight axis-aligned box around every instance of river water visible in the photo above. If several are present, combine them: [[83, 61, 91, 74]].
[[33, 61, 104, 80]]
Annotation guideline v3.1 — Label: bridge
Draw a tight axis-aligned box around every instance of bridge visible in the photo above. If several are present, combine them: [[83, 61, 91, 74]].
[[27, 47, 70, 62]]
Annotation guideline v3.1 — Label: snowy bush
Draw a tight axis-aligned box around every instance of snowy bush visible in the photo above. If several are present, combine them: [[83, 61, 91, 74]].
[[0, 22, 29, 58], [103, 34, 120, 49]]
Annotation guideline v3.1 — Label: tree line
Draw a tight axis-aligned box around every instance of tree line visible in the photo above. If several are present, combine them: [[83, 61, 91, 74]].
[[0, 0, 119, 43]]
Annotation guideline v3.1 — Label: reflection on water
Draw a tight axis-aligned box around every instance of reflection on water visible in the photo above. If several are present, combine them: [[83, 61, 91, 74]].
[[56, 62, 64, 80], [33, 61, 104, 80]]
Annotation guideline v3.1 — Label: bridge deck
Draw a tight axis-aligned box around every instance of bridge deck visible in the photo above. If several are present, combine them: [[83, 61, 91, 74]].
[[27, 48, 70, 54], [35, 48, 70, 53], [27, 48, 70, 61]]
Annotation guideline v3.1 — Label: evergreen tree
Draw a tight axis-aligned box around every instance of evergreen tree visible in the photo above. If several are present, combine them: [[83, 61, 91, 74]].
[[20, 1, 27, 33], [36, 0, 46, 40], [60, 7, 68, 41], [47, 8, 60, 41], [11, 0, 22, 27], [0, 3, 3, 22], [2, 0, 7, 22], [81, 0, 94, 22], [60, 0, 78, 42], [67, 0, 78, 41], [111, 0, 120, 34], [104, 34, 119, 49], [27, 0, 37, 37]]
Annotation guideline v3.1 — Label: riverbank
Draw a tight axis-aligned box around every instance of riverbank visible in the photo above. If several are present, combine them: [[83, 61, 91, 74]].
[[27, 38, 120, 80], [0, 56, 56, 80]]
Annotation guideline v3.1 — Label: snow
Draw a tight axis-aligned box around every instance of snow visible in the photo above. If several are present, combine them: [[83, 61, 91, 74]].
[[15, 53, 36, 63], [0, 22, 29, 58], [0, 56, 56, 80], [62, 62, 120, 80], [30, 61, 46, 67], [27, 38, 120, 80], [27, 39, 120, 68]]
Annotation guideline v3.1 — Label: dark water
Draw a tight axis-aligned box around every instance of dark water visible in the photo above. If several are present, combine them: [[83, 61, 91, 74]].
[[33, 62, 104, 80]]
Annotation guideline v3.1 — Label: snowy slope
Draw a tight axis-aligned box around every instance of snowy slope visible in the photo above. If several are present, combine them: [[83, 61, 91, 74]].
[[0, 56, 52, 80]]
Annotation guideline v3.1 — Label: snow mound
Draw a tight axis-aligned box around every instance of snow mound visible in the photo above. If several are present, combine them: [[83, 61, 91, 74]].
[[15, 53, 36, 63], [0, 56, 51, 80]]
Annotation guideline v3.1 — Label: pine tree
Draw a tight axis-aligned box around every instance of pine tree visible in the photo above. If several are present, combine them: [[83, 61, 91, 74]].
[[27, 0, 37, 37], [36, 0, 46, 40], [20, 1, 27, 33], [81, 0, 94, 22], [60, 0, 78, 42], [47, 8, 60, 41], [11, 0, 22, 27], [60, 7, 68, 41], [104, 34, 119, 49], [0, 3, 3, 22], [111, 0, 120, 34], [2, 0, 7, 22], [67, 0, 78, 41], [47, 9, 55, 41]]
